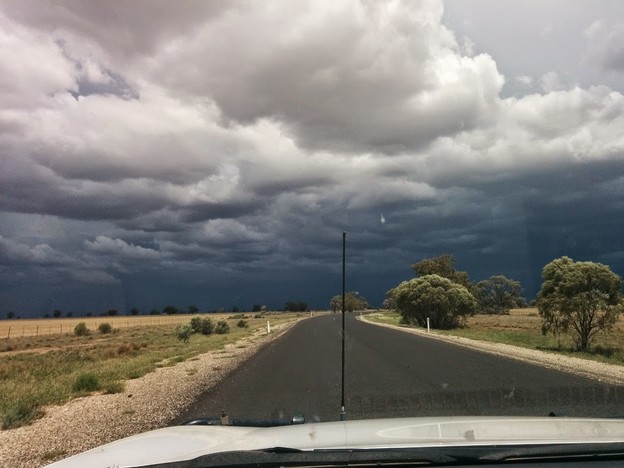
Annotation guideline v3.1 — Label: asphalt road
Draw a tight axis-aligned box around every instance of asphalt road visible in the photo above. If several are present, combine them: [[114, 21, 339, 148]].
[[175, 314, 624, 424]]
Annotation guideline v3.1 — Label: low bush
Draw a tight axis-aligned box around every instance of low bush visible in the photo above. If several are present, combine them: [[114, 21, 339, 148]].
[[73, 372, 101, 393], [74, 322, 90, 336], [98, 322, 112, 334], [215, 321, 230, 334], [236, 319, 249, 328], [177, 324, 193, 343], [1, 399, 43, 429], [191, 317, 214, 335]]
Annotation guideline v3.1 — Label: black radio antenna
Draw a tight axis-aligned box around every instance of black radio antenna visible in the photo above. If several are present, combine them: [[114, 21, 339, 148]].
[[340, 232, 347, 421]]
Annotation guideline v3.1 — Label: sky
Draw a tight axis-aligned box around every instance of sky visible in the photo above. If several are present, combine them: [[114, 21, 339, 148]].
[[2, 0, 624, 316]]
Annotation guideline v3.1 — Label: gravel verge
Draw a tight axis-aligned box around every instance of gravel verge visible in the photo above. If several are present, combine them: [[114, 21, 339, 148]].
[[360, 315, 624, 386], [0, 319, 301, 468]]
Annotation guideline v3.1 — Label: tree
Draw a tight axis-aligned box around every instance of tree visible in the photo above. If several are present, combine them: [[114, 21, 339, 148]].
[[329, 292, 368, 312], [389, 274, 477, 329], [107, 309, 118, 316], [130, 307, 140, 316], [163, 305, 178, 315], [52, 309, 62, 318], [412, 254, 470, 287], [66, 311, 73, 317], [149, 308, 160, 315], [284, 301, 308, 312], [475, 275, 525, 314], [6, 311, 15, 319], [187, 305, 199, 314], [537, 256, 623, 351]]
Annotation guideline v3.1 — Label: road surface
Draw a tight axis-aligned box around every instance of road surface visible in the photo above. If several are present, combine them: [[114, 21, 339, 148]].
[[176, 314, 624, 424]]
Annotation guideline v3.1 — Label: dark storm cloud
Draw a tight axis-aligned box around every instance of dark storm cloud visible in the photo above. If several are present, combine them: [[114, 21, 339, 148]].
[[1, 1, 624, 314]]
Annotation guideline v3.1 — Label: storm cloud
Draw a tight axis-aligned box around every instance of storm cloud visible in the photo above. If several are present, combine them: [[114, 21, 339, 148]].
[[1, 1, 624, 315]]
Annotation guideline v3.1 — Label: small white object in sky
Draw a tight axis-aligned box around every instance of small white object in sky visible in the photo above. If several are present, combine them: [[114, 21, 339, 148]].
[[380, 213, 386, 224]]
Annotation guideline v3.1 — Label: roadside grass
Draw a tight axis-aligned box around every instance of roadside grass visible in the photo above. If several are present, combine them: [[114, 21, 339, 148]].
[[0, 313, 301, 430], [367, 309, 624, 366]]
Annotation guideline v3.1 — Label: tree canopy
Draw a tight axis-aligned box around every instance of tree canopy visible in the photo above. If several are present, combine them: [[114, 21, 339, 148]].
[[389, 274, 477, 329], [329, 292, 368, 312], [475, 275, 525, 314], [537, 256, 623, 351], [412, 254, 470, 287]]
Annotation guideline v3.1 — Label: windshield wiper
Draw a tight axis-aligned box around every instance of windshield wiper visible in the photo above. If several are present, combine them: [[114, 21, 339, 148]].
[[141, 448, 460, 468], [478, 442, 624, 462]]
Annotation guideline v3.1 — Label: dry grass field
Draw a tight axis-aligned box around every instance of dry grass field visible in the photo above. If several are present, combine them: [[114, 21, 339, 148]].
[[370, 308, 624, 365], [0, 314, 209, 339], [0, 312, 305, 430]]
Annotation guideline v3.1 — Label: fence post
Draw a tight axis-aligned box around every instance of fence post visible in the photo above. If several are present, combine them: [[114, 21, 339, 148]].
[[36, 325, 39, 337], [426, 317, 430, 333], [7, 326, 10, 339]]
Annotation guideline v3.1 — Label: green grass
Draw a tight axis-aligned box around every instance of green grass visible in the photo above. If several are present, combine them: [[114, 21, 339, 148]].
[[0, 314, 302, 430], [367, 310, 624, 366]]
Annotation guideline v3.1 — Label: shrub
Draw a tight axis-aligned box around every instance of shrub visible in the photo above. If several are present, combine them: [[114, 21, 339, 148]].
[[199, 318, 214, 335], [74, 322, 90, 336], [215, 321, 230, 334], [98, 322, 112, 334], [1, 399, 44, 429], [190, 316, 203, 333], [102, 381, 125, 394], [190, 316, 214, 335], [236, 319, 249, 328], [73, 372, 101, 392], [177, 324, 193, 343]]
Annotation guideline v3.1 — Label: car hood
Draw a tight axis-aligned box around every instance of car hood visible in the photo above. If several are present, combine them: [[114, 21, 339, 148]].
[[47, 416, 624, 468]]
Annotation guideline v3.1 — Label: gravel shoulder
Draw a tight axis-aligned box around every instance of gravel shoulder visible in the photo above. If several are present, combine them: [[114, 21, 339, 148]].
[[0, 319, 301, 468], [360, 315, 624, 387]]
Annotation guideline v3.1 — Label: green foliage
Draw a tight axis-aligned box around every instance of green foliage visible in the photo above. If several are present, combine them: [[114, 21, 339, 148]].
[[177, 324, 193, 343], [537, 256, 623, 351], [284, 301, 308, 312], [73, 322, 90, 336], [107, 309, 118, 316], [102, 381, 125, 394], [412, 254, 470, 287], [390, 274, 477, 329], [149, 309, 160, 315], [190, 317, 214, 335], [236, 319, 249, 328], [6, 311, 14, 319], [73, 373, 101, 393], [2, 399, 43, 429], [215, 321, 230, 334], [329, 292, 369, 312], [187, 305, 199, 314], [98, 322, 112, 334], [52, 309, 62, 318], [476, 275, 525, 314], [130, 307, 140, 315]]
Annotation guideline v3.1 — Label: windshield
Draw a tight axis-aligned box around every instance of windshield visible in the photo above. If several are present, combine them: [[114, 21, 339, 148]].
[[1, 1, 624, 467]]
